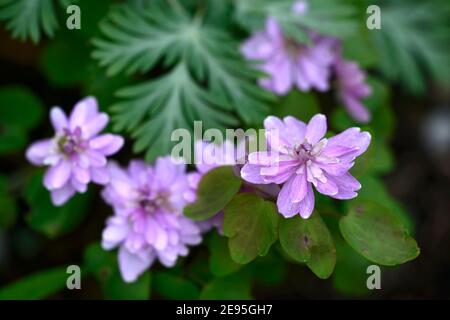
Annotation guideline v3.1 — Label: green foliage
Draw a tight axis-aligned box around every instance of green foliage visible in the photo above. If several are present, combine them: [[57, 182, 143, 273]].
[[184, 166, 241, 221], [342, 30, 379, 68], [339, 200, 420, 266], [274, 90, 320, 123], [354, 176, 414, 233], [235, 0, 358, 42], [279, 212, 336, 279], [332, 237, 372, 296], [208, 232, 242, 277], [373, 1, 450, 93], [40, 35, 91, 87], [84, 244, 151, 300], [223, 193, 279, 264], [250, 249, 286, 286], [0, 266, 68, 299], [199, 270, 253, 300], [0, 175, 17, 228], [0, 0, 72, 43], [24, 172, 91, 238], [153, 272, 200, 299], [0, 86, 44, 154], [93, 2, 273, 161]]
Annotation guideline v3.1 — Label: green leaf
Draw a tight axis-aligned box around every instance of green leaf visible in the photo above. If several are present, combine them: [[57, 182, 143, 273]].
[[274, 90, 320, 122], [93, 2, 273, 160], [0, 126, 27, 154], [351, 138, 394, 176], [84, 243, 150, 300], [184, 166, 241, 221], [24, 172, 91, 238], [350, 175, 414, 234], [339, 200, 420, 266], [40, 36, 91, 87], [342, 30, 379, 68], [235, 0, 358, 40], [279, 212, 336, 279], [0, 175, 17, 228], [0, 86, 43, 130], [332, 237, 371, 296], [153, 272, 199, 300], [0, 266, 68, 299], [373, 3, 450, 93], [0, 0, 71, 43], [251, 250, 286, 286], [223, 193, 279, 264], [199, 271, 253, 300], [208, 232, 242, 277]]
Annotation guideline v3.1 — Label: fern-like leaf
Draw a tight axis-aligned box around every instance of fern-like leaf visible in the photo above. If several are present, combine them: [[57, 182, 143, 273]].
[[372, 1, 450, 93], [234, 0, 358, 43], [93, 2, 273, 161], [0, 0, 71, 43]]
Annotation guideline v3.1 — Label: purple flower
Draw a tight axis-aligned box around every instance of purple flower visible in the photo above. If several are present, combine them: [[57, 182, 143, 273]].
[[241, 114, 371, 219], [335, 58, 372, 123], [241, 17, 336, 95], [101, 157, 202, 283], [26, 97, 124, 206]]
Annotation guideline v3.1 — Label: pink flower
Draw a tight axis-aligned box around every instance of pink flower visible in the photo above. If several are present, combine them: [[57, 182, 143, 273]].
[[26, 97, 124, 206], [101, 157, 202, 283], [335, 58, 372, 123], [241, 114, 371, 219], [241, 17, 336, 95]]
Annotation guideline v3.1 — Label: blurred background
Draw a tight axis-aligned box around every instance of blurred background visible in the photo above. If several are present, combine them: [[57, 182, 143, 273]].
[[0, 0, 449, 299]]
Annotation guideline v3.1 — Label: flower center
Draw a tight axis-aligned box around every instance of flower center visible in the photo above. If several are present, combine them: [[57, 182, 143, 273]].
[[284, 38, 304, 57], [57, 127, 88, 157], [293, 142, 314, 161], [138, 190, 173, 215]]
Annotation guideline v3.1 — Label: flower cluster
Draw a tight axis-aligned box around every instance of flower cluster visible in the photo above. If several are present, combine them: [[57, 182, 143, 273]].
[[26, 94, 369, 282], [241, 1, 372, 123], [26, 97, 124, 205], [101, 158, 202, 282]]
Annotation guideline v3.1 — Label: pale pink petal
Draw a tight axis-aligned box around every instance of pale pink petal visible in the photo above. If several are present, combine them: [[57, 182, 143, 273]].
[[305, 114, 327, 144], [277, 176, 302, 218], [90, 166, 110, 184], [69, 97, 98, 129], [50, 184, 76, 206], [298, 184, 315, 219], [44, 160, 72, 190], [50, 107, 68, 132], [26, 139, 52, 166], [118, 246, 154, 283], [82, 113, 109, 139], [240, 164, 268, 184], [90, 134, 124, 156]]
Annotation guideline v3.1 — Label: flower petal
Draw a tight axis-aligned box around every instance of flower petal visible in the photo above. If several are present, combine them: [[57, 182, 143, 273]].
[[305, 114, 327, 144], [90, 166, 110, 185], [277, 176, 302, 218], [50, 107, 68, 132], [90, 134, 124, 156], [44, 160, 72, 190], [26, 139, 52, 166], [82, 113, 109, 139], [240, 164, 268, 184], [118, 246, 154, 283], [50, 184, 76, 206], [69, 97, 98, 129], [298, 184, 315, 219]]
